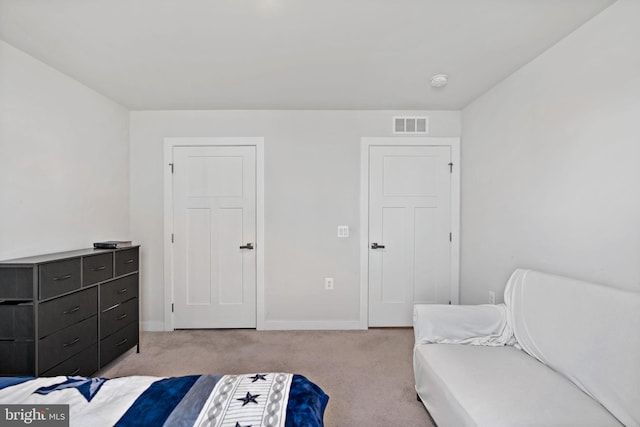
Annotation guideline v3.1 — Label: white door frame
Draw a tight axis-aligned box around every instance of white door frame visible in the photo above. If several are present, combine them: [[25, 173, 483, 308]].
[[359, 137, 460, 329], [163, 137, 265, 331]]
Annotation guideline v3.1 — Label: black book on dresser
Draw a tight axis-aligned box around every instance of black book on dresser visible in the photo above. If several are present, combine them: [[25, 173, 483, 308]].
[[0, 246, 140, 376]]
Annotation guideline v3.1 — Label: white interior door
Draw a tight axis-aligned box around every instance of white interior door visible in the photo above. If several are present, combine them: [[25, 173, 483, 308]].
[[368, 145, 452, 326], [172, 145, 256, 328]]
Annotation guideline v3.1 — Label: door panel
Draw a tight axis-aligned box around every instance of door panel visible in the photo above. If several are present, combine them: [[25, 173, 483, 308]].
[[173, 146, 256, 328], [381, 207, 408, 304], [187, 156, 243, 197], [383, 155, 437, 196], [217, 208, 244, 305], [186, 208, 211, 305], [369, 146, 451, 326]]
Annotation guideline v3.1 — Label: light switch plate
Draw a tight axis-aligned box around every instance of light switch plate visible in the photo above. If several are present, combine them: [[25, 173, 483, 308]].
[[337, 225, 349, 238]]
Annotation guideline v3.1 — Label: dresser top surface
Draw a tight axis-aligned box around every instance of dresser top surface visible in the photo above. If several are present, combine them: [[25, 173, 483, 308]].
[[0, 246, 139, 265]]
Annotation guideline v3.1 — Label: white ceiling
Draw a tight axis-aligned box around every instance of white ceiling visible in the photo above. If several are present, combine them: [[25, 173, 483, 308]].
[[0, 0, 615, 110]]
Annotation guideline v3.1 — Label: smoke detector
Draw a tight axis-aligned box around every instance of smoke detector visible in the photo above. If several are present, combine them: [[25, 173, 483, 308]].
[[431, 74, 448, 88]]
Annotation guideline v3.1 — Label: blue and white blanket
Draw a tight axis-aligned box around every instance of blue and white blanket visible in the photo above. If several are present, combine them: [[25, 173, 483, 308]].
[[0, 373, 328, 427]]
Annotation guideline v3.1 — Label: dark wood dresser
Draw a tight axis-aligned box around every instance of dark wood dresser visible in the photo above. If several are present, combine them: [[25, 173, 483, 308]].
[[0, 246, 140, 376]]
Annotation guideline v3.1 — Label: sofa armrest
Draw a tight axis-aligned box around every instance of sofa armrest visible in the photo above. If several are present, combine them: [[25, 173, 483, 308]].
[[413, 303, 514, 346]]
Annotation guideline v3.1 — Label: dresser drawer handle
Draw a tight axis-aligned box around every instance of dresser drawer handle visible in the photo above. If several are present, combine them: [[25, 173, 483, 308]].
[[117, 313, 128, 320], [63, 337, 80, 348], [117, 288, 128, 295], [125, 259, 134, 264], [116, 338, 128, 347], [103, 303, 121, 313], [53, 274, 72, 281], [63, 306, 81, 315], [92, 265, 106, 271], [70, 368, 80, 376]]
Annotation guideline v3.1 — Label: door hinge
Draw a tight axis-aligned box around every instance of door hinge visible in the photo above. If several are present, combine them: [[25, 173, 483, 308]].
[[449, 300, 452, 305], [449, 232, 452, 242], [171, 233, 174, 243], [169, 163, 174, 174], [171, 303, 174, 313], [448, 162, 453, 173]]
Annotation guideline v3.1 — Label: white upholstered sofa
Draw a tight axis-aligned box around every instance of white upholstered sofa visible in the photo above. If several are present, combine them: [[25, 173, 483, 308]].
[[413, 269, 640, 427]]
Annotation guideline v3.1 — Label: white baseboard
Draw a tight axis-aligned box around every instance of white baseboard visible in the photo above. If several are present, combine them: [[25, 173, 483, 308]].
[[144, 320, 367, 331], [140, 321, 165, 331], [259, 319, 366, 331]]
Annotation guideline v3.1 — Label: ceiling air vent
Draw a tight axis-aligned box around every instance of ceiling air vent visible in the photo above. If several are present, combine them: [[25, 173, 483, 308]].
[[393, 117, 428, 134]]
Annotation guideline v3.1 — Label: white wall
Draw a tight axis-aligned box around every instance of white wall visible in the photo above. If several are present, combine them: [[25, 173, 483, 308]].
[[0, 40, 130, 260], [460, 0, 640, 303], [130, 110, 460, 330]]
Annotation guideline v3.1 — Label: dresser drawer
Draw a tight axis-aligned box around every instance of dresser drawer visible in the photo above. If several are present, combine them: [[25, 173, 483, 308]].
[[115, 249, 139, 276], [0, 267, 34, 299], [0, 340, 34, 376], [38, 315, 97, 373], [100, 321, 138, 368], [38, 287, 97, 339], [39, 258, 81, 300], [0, 302, 33, 339], [83, 253, 113, 286], [100, 274, 138, 311], [42, 344, 98, 377], [100, 298, 138, 339]]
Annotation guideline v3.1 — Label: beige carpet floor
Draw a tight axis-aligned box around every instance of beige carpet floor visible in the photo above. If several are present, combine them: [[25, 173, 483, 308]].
[[99, 328, 434, 427]]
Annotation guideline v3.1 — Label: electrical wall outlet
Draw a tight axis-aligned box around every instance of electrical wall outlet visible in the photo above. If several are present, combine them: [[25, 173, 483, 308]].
[[488, 291, 496, 304], [324, 277, 334, 290]]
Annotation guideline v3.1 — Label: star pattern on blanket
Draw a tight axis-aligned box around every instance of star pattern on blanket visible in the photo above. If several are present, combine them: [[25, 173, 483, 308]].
[[237, 391, 260, 407], [235, 423, 252, 427], [248, 374, 267, 383], [34, 376, 108, 402]]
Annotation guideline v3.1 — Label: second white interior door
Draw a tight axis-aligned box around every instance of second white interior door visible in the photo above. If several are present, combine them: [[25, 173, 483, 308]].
[[172, 145, 256, 328], [368, 145, 452, 326]]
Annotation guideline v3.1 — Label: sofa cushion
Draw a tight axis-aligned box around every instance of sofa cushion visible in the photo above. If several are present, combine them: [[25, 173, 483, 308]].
[[504, 269, 640, 427], [414, 344, 621, 427]]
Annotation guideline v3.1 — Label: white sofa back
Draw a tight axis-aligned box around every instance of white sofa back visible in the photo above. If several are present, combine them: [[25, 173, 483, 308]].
[[504, 269, 640, 427]]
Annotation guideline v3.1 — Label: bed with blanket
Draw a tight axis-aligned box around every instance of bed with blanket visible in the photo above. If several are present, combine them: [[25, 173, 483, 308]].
[[0, 372, 328, 426]]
